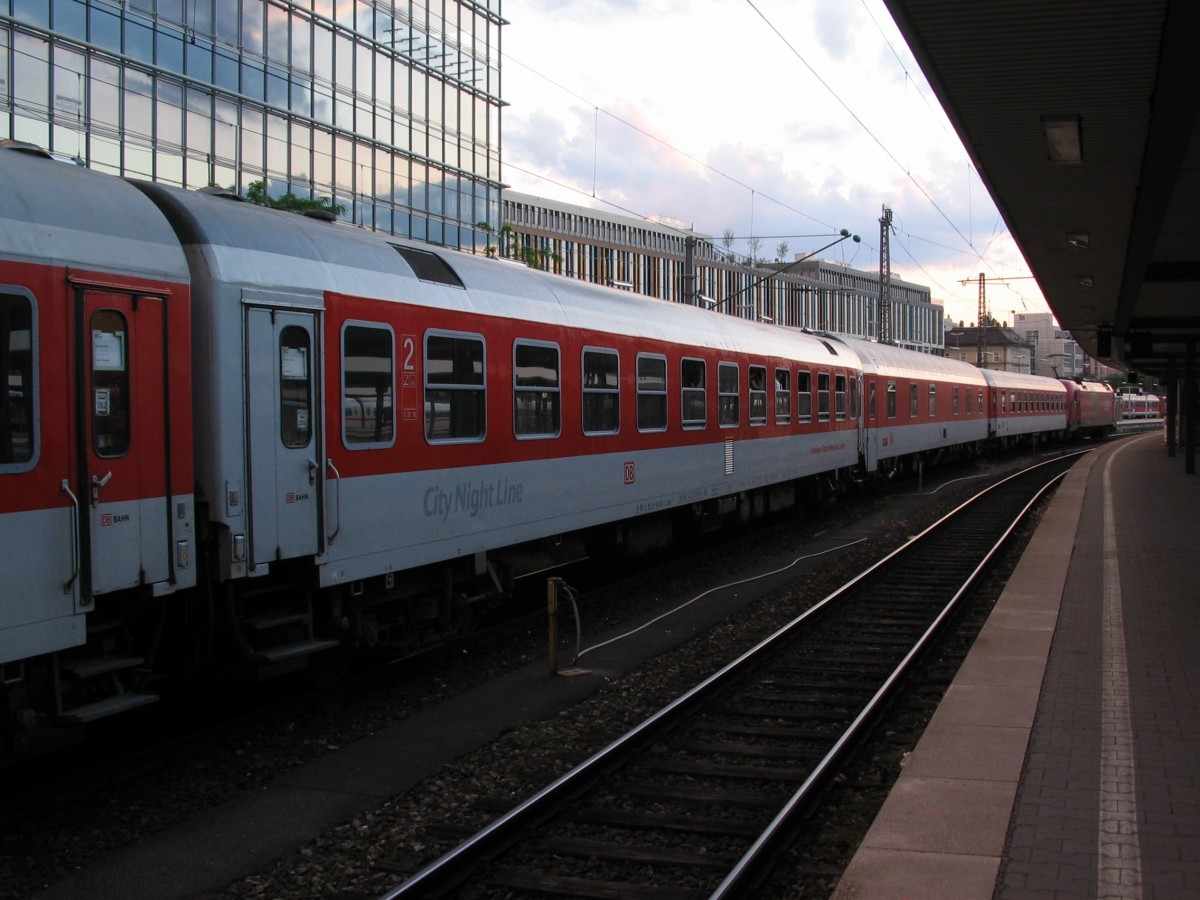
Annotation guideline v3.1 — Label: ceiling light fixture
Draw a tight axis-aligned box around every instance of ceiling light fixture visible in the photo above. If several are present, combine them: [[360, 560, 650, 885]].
[[1066, 231, 1090, 249], [1043, 116, 1083, 163], [1077, 274, 1094, 287]]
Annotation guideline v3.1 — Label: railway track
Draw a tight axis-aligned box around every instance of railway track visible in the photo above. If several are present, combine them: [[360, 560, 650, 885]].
[[379, 451, 1085, 900]]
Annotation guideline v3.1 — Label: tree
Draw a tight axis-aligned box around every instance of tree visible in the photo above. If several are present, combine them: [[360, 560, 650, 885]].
[[244, 180, 344, 216], [775, 240, 790, 263]]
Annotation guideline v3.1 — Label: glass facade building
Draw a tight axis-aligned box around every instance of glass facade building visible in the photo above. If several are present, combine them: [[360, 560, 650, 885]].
[[1, 0, 504, 249]]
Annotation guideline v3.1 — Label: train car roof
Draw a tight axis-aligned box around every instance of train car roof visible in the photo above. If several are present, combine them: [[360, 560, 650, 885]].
[[0, 145, 188, 282], [979, 368, 1068, 392], [834, 334, 989, 385], [1064, 379, 1114, 393], [134, 181, 850, 364]]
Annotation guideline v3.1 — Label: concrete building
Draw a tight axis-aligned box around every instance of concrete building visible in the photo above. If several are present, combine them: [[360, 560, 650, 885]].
[[1, 0, 504, 249], [502, 189, 945, 354], [943, 324, 1035, 373]]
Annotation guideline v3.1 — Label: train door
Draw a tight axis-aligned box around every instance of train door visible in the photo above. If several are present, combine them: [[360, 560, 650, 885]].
[[78, 288, 173, 599], [245, 306, 323, 567]]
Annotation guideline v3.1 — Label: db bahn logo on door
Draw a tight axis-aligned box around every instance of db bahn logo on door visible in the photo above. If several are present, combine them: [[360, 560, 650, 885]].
[[624, 462, 635, 484], [100, 513, 130, 526]]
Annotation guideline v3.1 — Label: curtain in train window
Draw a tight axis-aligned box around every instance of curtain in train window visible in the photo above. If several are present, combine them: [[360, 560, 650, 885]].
[[91, 309, 131, 458], [0, 292, 34, 467]]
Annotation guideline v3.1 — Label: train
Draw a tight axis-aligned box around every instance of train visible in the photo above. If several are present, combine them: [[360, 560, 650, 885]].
[[0, 142, 1117, 759], [1118, 391, 1162, 420]]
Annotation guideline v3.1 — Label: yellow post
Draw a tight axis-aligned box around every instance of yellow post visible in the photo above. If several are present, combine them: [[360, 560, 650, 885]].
[[547, 577, 560, 676]]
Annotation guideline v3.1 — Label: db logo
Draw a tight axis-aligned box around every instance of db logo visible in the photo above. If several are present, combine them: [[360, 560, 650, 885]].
[[623, 462, 635, 485], [286, 492, 296, 503], [100, 513, 113, 527]]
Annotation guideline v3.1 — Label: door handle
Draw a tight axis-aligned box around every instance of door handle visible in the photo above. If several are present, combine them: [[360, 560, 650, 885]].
[[61, 479, 80, 594], [91, 471, 112, 507]]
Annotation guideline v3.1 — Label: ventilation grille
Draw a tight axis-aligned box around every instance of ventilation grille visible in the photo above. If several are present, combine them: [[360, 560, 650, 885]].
[[724, 440, 735, 476]]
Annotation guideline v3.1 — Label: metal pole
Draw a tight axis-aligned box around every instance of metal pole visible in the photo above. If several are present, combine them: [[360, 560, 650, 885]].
[[547, 577, 561, 675]]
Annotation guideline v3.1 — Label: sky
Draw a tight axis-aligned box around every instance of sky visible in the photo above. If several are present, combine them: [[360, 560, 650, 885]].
[[498, 0, 1052, 329]]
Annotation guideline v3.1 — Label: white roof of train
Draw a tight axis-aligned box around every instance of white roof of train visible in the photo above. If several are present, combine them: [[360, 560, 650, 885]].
[[136, 181, 852, 368]]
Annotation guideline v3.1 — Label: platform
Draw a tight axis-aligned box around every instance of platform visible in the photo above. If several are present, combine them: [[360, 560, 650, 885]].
[[831, 429, 1200, 899]]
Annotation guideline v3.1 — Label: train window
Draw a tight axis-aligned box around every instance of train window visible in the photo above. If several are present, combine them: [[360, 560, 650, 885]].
[[868, 380, 877, 421], [928, 384, 937, 417], [953, 386, 960, 416], [583, 348, 620, 435], [90, 309, 132, 458], [514, 341, 561, 438], [636, 354, 667, 432], [850, 375, 859, 418], [342, 323, 394, 448], [834, 374, 846, 420], [796, 370, 812, 423], [749, 365, 767, 425], [774, 368, 791, 424], [0, 290, 35, 470], [817, 373, 830, 422], [718, 362, 739, 426], [977, 389, 984, 414], [425, 331, 485, 442], [886, 381, 897, 418], [681, 357, 706, 429], [908, 382, 918, 418], [279, 325, 313, 449]]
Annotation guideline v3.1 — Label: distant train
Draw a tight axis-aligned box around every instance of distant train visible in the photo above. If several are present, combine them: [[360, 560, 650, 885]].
[[1119, 391, 1162, 420], [0, 143, 1116, 759]]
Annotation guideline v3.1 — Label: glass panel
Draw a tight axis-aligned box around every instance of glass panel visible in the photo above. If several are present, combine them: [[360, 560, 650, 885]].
[[774, 368, 790, 423], [583, 348, 618, 435], [749, 365, 766, 425], [53, 0, 86, 41], [796, 370, 812, 423], [513, 342, 560, 437], [0, 293, 35, 467], [424, 332, 484, 442], [681, 357, 705, 428], [718, 362, 738, 426], [817, 373, 830, 421], [279, 325, 312, 449], [636, 355, 666, 432], [90, 309, 130, 458], [342, 324, 393, 446]]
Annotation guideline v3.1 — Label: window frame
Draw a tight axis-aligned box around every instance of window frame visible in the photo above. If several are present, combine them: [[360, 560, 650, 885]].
[[680, 356, 707, 430], [774, 367, 791, 424], [718, 361, 739, 427], [424, 329, 486, 444], [513, 339, 561, 439], [636, 352, 668, 433], [340, 320, 396, 450], [748, 364, 767, 426], [582, 346, 620, 436], [796, 369, 812, 423], [817, 371, 831, 422], [0, 287, 38, 473]]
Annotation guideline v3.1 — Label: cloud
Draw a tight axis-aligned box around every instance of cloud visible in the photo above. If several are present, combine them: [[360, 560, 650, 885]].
[[500, 0, 1050, 326]]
